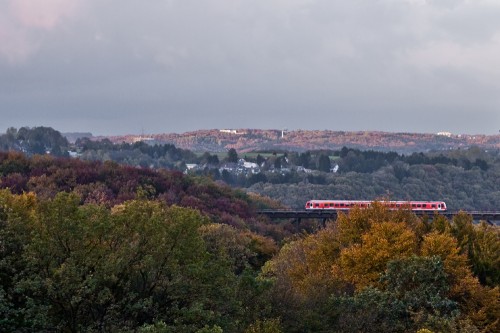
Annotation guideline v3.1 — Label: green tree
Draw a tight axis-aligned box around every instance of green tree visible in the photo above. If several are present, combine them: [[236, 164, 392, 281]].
[[299, 152, 311, 168], [317, 154, 331, 173], [0, 191, 38, 331], [273, 157, 281, 169], [451, 213, 500, 286], [244, 318, 282, 333], [4, 193, 247, 332], [332, 256, 458, 333], [227, 148, 238, 163]]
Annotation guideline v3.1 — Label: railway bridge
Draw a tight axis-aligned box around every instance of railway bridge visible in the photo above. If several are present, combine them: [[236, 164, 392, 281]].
[[257, 210, 500, 226]]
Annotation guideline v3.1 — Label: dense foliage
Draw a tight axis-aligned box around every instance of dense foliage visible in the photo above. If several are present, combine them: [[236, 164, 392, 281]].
[[0, 191, 277, 332], [74, 137, 500, 211], [0, 152, 499, 332], [94, 129, 500, 154], [76, 137, 198, 170], [0, 151, 288, 233], [0, 127, 70, 157], [2, 127, 499, 211], [261, 206, 500, 333], [248, 147, 500, 211], [1, 129, 499, 332]]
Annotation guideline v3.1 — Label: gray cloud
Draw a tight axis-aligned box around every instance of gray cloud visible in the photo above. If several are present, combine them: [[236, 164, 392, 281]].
[[1, 0, 499, 135]]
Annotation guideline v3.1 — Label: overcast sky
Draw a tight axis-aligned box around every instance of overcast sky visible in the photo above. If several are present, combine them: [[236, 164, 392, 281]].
[[1, 0, 500, 135]]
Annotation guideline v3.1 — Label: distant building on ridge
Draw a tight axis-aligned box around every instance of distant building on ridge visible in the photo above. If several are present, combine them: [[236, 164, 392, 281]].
[[437, 132, 452, 137]]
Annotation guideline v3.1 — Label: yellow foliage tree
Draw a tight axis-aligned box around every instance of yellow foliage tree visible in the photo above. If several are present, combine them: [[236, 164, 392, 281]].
[[339, 221, 417, 289], [262, 225, 342, 299]]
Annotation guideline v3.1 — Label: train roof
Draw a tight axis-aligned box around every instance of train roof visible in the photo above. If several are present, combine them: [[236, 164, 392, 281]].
[[306, 200, 446, 203]]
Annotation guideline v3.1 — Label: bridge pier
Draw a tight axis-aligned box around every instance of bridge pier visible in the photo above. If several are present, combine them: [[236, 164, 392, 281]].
[[293, 218, 301, 232]]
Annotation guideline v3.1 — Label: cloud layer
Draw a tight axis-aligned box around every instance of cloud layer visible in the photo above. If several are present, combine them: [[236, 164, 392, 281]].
[[1, 0, 499, 135]]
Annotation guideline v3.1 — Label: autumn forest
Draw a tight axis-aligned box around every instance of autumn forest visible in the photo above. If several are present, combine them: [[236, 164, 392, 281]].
[[0, 127, 499, 332]]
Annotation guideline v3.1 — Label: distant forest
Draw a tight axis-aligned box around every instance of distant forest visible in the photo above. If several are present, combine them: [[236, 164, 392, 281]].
[[246, 147, 500, 211], [1, 126, 499, 211], [104, 128, 500, 153]]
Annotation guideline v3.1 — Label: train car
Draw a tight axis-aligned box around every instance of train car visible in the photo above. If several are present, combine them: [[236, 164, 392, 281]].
[[305, 200, 447, 211]]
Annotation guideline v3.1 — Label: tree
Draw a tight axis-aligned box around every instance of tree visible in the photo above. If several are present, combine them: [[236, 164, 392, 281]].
[[299, 152, 311, 168], [380, 256, 458, 321], [451, 213, 500, 286], [421, 232, 500, 332], [0, 191, 38, 331], [273, 157, 281, 169], [256, 154, 265, 166], [339, 146, 350, 158], [246, 173, 268, 187], [207, 154, 220, 165], [260, 225, 344, 332], [332, 256, 458, 333], [227, 148, 238, 163], [5, 194, 247, 331], [244, 318, 282, 333], [317, 154, 331, 173], [339, 221, 417, 289]]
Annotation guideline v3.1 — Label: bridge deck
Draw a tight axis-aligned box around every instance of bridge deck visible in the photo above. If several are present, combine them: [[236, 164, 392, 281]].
[[257, 210, 500, 223]]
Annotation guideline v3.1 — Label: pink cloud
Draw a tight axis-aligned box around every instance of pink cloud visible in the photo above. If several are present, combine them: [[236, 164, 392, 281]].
[[0, 20, 38, 63], [0, 0, 82, 63], [10, 0, 80, 30]]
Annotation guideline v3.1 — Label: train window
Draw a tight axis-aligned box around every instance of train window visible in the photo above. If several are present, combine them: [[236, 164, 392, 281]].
[[432, 204, 436, 208], [314, 203, 319, 208]]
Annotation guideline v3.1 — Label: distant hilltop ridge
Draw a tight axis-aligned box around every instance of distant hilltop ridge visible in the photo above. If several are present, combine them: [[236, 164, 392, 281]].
[[62, 132, 93, 144], [102, 129, 500, 153]]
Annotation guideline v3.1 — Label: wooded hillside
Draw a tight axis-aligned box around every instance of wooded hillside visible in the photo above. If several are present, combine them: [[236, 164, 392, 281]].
[[1, 187, 498, 332], [106, 129, 500, 153], [1, 129, 499, 332]]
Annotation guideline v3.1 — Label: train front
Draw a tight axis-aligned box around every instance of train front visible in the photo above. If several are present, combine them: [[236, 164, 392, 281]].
[[305, 201, 313, 209]]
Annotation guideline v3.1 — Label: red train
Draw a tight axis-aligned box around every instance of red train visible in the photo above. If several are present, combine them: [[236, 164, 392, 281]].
[[305, 200, 447, 211]]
